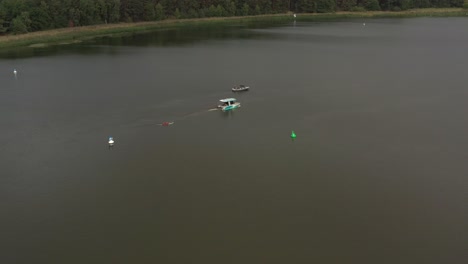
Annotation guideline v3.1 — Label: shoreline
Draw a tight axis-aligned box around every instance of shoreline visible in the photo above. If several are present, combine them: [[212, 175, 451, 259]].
[[0, 8, 465, 49]]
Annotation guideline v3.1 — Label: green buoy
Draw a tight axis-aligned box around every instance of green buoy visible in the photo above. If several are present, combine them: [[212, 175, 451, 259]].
[[291, 130, 296, 139]]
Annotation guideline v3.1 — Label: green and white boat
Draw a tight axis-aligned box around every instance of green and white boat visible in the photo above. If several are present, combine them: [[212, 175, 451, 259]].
[[218, 98, 241, 111]]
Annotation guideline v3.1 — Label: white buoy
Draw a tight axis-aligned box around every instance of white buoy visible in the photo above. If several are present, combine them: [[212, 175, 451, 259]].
[[108, 136, 114, 146], [293, 14, 297, 18], [13, 69, 17, 75], [363, 23, 366, 26]]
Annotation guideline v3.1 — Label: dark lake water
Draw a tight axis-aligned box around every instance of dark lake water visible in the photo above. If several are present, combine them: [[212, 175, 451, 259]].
[[1, 17, 467, 264]]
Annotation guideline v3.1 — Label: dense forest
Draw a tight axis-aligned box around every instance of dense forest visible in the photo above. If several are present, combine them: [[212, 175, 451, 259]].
[[0, 0, 465, 34]]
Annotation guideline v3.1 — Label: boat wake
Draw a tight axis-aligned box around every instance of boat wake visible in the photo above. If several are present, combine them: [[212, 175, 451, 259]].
[[130, 107, 219, 128]]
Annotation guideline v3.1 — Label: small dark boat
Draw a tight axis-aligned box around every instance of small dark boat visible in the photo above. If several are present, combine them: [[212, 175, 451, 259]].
[[232, 85, 250, 92]]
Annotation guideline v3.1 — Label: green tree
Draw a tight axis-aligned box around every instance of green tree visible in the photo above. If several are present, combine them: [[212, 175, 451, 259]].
[[29, 1, 51, 31], [104, 0, 120, 23], [47, 0, 70, 28], [155, 3, 165, 20], [316, 0, 336, 12], [144, 1, 155, 20], [198, 8, 206, 17], [366, 0, 381, 10], [0, 0, 29, 21], [160, 0, 175, 17], [400, 0, 413, 9], [223, 0, 236, 16], [0, 19, 6, 34], [121, 0, 146, 22], [68, 7, 80, 27], [216, 4, 226, 16], [412, 0, 431, 7], [450, 0, 464, 6], [186, 8, 198, 18], [174, 7, 181, 19], [11, 11, 30, 34], [272, 0, 290, 12], [208, 4, 216, 16], [95, 0, 107, 23], [254, 4, 261, 14], [241, 3, 250, 15], [79, 0, 99, 25], [298, 0, 317, 12], [338, 0, 357, 10], [261, 0, 273, 14]]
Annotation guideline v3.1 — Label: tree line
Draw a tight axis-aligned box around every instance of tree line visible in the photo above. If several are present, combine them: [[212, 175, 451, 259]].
[[0, 0, 464, 34]]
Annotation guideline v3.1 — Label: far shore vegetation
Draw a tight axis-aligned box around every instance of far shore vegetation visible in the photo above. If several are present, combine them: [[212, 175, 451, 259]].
[[1, 0, 467, 49]]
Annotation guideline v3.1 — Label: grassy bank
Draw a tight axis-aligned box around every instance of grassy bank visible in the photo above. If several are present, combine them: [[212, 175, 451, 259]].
[[0, 8, 465, 49]]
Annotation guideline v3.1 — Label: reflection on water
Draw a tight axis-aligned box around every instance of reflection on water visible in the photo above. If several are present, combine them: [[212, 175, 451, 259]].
[[0, 21, 288, 59], [219, 109, 236, 119]]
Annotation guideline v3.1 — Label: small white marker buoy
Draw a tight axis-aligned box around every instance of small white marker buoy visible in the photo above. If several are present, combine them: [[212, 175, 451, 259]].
[[363, 23, 366, 26], [13, 69, 17, 75], [108, 136, 114, 146], [293, 14, 297, 18]]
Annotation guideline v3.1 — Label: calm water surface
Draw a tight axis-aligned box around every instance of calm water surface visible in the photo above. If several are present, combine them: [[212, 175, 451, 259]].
[[1, 18, 467, 264]]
